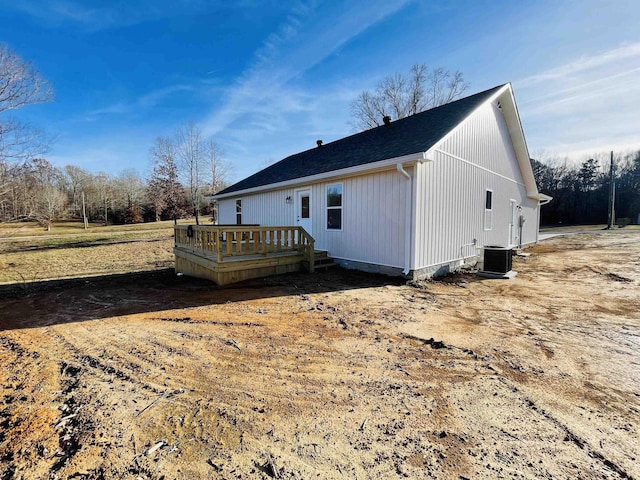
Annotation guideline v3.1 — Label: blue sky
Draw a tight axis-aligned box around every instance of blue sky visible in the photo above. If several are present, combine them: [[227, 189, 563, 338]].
[[2, 0, 639, 182]]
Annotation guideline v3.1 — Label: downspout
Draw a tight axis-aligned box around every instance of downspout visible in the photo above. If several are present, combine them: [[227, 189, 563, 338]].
[[536, 203, 540, 243], [397, 163, 412, 275]]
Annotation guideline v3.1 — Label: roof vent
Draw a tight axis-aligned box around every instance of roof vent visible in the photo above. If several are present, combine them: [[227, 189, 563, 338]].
[[316, 140, 323, 147], [495, 100, 502, 111], [383, 115, 391, 126]]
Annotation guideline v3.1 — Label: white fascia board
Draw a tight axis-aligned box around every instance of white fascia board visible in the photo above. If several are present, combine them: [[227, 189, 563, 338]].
[[213, 151, 430, 200], [528, 192, 553, 204], [499, 85, 538, 196]]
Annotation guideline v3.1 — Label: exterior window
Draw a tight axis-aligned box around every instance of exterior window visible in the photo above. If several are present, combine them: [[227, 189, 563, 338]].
[[484, 190, 493, 231], [301, 195, 310, 219], [236, 199, 242, 225], [326, 183, 342, 230]]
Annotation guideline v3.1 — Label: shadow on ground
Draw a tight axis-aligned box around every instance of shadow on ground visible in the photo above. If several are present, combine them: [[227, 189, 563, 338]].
[[0, 267, 409, 332]]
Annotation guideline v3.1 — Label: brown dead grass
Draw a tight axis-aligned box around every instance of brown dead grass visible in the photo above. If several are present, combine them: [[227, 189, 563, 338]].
[[0, 230, 639, 479], [0, 230, 175, 284]]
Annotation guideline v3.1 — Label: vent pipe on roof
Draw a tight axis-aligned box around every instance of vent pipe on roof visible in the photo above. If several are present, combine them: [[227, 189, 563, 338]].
[[316, 140, 323, 147], [383, 115, 391, 126]]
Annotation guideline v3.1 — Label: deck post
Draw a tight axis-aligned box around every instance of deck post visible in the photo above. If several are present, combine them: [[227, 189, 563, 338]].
[[309, 240, 315, 273], [216, 227, 223, 262]]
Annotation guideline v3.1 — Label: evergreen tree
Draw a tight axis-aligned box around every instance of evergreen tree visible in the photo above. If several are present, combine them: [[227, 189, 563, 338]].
[[148, 137, 186, 223]]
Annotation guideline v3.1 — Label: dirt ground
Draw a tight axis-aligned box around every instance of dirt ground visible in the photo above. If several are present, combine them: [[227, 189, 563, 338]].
[[0, 231, 639, 479]]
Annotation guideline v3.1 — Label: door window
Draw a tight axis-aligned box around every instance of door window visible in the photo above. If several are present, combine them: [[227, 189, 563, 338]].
[[301, 195, 309, 218]]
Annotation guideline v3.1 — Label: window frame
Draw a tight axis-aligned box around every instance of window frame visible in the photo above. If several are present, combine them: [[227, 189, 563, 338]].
[[235, 199, 242, 225], [484, 189, 493, 231], [326, 183, 343, 231]]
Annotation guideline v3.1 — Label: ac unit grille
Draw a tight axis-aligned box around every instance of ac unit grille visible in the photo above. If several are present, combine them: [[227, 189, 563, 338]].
[[483, 247, 513, 274]]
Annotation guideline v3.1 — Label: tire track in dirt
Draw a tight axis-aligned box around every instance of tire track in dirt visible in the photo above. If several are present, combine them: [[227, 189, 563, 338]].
[[496, 376, 635, 480], [0, 333, 63, 479], [47, 330, 161, 394]]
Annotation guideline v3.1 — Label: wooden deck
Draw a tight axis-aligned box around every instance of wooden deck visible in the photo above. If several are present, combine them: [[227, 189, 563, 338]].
[[174, 225, 315, 285]]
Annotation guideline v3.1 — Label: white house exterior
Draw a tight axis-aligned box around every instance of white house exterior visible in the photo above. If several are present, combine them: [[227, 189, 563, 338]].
[[214, 84, 550, 279]]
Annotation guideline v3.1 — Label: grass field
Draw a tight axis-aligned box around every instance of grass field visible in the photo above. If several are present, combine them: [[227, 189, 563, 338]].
[[0, 219, 197, 284], [0, 219, 195, 238]]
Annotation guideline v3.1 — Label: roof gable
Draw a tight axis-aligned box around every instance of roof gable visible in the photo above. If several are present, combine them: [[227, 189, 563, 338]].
[[217, 84, 505, 196]]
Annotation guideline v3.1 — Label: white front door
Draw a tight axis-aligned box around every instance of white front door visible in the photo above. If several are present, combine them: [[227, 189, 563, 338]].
[[296, 189, 312, 236]]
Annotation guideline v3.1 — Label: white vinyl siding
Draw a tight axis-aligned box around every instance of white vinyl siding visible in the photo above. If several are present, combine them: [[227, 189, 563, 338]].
[[219, 171, 408, 268], [218, 188, 297, 225], [413, 101, 538, 270], [310, 170, 408, 268]]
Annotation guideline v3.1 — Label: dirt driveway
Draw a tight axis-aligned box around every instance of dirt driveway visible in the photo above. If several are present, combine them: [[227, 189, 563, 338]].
[[1, 231, 639, 479]]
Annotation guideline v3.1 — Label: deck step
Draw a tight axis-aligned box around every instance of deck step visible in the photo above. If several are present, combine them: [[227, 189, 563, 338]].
[[313, 251, 337, 271]]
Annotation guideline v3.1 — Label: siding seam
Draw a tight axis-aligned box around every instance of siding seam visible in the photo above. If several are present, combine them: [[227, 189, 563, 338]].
[[434, 148, 526, 187]]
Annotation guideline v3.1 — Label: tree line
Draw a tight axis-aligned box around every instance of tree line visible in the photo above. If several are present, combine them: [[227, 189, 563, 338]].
[[0, 44, 232, 229], [0, 126, 233, 229], [533, 151, 640, 226]]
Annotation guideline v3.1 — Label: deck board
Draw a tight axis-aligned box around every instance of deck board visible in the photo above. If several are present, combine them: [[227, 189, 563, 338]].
[[174, 225, 316, 285]]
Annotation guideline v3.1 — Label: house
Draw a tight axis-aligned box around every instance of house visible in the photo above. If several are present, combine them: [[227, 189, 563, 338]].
[[210, 83, 550, 281]]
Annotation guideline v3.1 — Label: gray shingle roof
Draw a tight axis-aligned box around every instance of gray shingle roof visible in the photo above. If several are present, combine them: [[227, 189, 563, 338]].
[[217, 84, 504, 195]]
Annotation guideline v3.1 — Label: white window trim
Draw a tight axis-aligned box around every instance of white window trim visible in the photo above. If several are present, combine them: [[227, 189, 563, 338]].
[[484, 189, 493, 231], [326, 182, 343, 231], [235, 198, 242, 225]]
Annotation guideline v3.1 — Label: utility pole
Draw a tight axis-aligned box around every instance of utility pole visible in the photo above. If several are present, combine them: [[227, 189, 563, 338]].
[[607, 151, 616, 229]]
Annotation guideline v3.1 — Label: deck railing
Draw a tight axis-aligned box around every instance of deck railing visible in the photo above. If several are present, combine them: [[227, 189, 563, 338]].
[[174, 225, 315, 272]]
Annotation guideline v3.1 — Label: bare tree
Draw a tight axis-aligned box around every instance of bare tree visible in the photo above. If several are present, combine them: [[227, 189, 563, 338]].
[[0, 119, 51, 163], [176, 122, 206, 225], [204, 139, 232, 224], [93, 172, 113, 226], [0, 44, 53, 114], [148, 124, 228, 225], [113, 169, 145, 223], [350, 63, 469, 131], [0, 157, 66, 227], [205, 139, 232, 195], [0, 45, 53, 165], [0, 45, 54, 206], [63, 165, 91, 218], [39, 185, 66, 231]]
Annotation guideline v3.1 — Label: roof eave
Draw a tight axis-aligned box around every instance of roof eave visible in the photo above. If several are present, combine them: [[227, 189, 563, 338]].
[[528, 192, 553, 204], [213, 151, 430, 200]]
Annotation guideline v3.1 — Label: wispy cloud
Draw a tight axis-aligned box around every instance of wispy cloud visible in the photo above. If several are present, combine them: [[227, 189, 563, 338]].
[[200, 0, 413, 139], [516, 41, 640, 160], [0, 0, 209, 31], [517, 42, 640, 87], [521, 68, 640, 117], [84, 84, 193, 121]]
